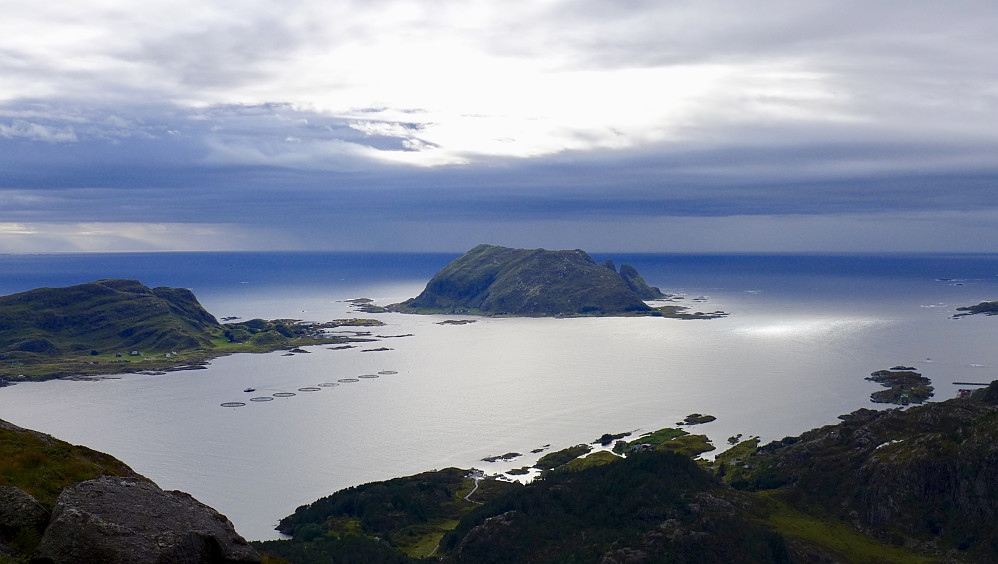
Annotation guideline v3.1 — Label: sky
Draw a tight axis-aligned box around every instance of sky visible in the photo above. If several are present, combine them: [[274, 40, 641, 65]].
[[1, 1, 997, 253]]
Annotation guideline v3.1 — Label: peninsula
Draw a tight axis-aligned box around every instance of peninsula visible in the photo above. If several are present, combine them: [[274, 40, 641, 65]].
[[390, 244, 724, 318], [0, 279, 382, 382]]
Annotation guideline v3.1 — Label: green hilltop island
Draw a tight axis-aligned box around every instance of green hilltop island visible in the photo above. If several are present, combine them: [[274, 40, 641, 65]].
[[389, 244, 726, 318], [0, 278, 382, 382]]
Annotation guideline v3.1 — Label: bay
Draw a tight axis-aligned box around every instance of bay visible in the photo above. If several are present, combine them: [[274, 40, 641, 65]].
[[0, 252, 996, 540]]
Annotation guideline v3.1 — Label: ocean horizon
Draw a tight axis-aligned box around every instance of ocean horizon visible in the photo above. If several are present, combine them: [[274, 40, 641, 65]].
[[2, 250, 997, 540]]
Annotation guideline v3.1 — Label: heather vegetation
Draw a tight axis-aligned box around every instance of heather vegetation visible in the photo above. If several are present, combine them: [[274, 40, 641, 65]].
[[0, 421, 138, 509]]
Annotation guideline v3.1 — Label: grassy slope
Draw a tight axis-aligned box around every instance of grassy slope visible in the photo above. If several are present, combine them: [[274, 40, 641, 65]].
[[0, 419, 143, 560], [0, 419, 139, 509]]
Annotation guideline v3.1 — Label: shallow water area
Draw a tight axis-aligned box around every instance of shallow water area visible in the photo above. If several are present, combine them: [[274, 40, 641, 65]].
[[1, 252, 997, 540]]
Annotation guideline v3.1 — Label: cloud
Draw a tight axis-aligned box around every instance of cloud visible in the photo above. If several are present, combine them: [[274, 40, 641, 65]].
[[0, 120, 77, 142], [4, 1, 998, 167], [1, 1, 997, 252], [0, 222, 296, 253]]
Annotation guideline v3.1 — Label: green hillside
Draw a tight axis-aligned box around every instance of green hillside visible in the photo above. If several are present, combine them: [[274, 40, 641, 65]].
[[390, 244, 659, 316], [0, 279, 221, 362], [0, 279, 382, 381]]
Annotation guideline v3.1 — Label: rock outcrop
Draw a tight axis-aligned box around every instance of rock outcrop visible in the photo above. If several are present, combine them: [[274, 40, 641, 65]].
[[0, 486, 48, 531], [36, 476, 260, 564], [618, 263, 665, 300]]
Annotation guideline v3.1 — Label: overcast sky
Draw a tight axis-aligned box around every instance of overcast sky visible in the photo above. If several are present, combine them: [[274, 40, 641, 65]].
[[2, 1, 997, 253]]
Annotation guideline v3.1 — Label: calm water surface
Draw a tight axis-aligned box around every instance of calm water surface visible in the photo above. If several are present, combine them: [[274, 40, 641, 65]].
[[0, 252, 996, 540]]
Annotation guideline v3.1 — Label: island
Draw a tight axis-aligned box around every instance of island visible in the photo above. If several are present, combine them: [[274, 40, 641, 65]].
[[677, 412, 717, 425], [388, 244, 726, 318], [865, 366, 934, 405], [0, 279, 383, 382], [954, 300, 998, 317]]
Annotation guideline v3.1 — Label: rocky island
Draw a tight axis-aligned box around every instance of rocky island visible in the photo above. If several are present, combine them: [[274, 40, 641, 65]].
[[866, 366, 934, 404], [954, 300, 998, 317], [389, 244, 723, 318]]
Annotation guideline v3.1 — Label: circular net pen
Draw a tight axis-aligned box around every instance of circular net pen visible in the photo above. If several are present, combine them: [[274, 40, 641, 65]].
[[250, 396, 275, 402], [298, 387, 321, 392], [273, 392, 296, 398], [337, 378, 360, 383], [220, 402, 246, 408]]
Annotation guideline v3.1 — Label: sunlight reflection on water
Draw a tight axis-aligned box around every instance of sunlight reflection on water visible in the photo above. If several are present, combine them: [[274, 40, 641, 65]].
[[1, 253, 997, 540]]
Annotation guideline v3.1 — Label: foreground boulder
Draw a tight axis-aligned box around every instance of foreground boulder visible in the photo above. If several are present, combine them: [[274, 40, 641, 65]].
[[36, 476, 259, 564], [0, 486, 48, 531], [0, 486, 49, 555]]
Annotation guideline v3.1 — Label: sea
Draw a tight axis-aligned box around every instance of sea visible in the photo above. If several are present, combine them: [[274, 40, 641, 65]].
[[1, 251, 997, 541]]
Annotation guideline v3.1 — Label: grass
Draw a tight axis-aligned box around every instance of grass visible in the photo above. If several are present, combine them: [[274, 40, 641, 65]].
[[559, 450, 621, 471], [613, 427, 687, 453], [535, 444, 593, 470], [0, 424, 137, 508], [398, 519, 460, 558], [754, 492, 940, 564], [610, 427, 716, 458], [654, 433, 716, 457], [4, 323, 379, 381], [713, 437, 760, 484]]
